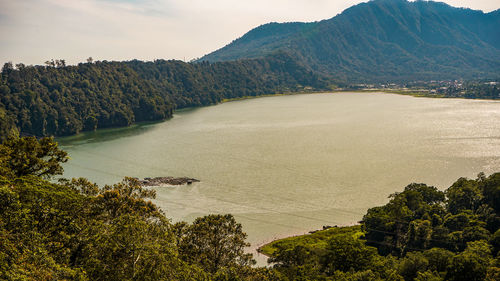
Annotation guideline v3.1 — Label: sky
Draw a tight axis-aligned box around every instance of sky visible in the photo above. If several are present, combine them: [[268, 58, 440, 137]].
[[0, 0, 498, 65]]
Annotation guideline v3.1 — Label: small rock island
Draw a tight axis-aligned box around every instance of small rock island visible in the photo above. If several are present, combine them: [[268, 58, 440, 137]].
[[136, 177, 200, 187]]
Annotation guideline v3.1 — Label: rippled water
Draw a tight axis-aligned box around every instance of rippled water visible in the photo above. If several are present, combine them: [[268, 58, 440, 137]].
[[59, 92, 500, 264]]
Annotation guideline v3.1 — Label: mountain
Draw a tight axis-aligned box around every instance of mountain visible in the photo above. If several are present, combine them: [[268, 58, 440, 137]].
[[200, 0, 500, 81]]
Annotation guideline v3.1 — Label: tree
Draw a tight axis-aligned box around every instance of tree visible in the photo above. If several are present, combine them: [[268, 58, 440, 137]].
[[404, 183, 445, 205], [0, 56, 325, 137], [0, 176, 88, 280], [1, 62, 13, 75], [0, 107, 18, 142], [321, 234, 379, 274], [398, 252, 429, 281], [491, 229, 500, 256], [406, 219, 433, 250], [446, 241, 492, 281], [177, 214, 254, 273], [480, 173, 500, 213], [0, 136, 68, 178], [267, 244, 325, 280], [269, 245, 317, 268], [486, 266, 500, 281], [45, 59, 55, 67], [446, 178, 483, 214], [423, 248, 453, 274], [414, 271, 442, 281]]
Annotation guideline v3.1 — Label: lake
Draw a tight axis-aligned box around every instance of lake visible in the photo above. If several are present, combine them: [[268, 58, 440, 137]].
[[58, 92, 500, 264]]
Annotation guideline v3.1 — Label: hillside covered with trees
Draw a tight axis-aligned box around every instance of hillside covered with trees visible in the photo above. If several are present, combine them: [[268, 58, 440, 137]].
[[2, 136, 500, 280], [260, 174, 500, 280], [0, 53, 327, 138], [201, 0, 500, 82]]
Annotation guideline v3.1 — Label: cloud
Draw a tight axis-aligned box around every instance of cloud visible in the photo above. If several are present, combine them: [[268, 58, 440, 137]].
[[442, 0, 499, 12], [0, 0, 498, 65]]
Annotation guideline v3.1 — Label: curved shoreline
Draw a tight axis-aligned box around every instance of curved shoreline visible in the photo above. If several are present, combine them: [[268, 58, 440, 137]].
[[56, 89, 498, 141]]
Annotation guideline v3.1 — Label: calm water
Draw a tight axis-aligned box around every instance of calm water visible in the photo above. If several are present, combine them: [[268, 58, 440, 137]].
[[59, 92, 500, 264]]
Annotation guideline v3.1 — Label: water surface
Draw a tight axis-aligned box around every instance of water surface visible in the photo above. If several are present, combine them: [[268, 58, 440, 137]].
[[59, 92, 500, 264]]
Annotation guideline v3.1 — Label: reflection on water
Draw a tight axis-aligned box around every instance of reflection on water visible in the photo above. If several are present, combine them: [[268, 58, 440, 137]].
[[59, 92, 500, 265], [57, 108, 202, 146], [57, 122, 160, 146]]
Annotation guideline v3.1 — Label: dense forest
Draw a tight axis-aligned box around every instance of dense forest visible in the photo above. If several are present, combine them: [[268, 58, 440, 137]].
[[201, 0, 500, 81], [261, 175, 500, 280], [2, 136, 500, 280], [0, 53, 327, 138]]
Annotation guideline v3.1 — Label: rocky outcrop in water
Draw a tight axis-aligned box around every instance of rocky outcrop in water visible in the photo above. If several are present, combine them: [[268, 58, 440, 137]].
[[136, 177, 200, 187]]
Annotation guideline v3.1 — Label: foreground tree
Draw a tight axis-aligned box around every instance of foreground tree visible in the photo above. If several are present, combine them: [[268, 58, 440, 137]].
[[3, 136, 500, 280], [1, 136, 68, 178], [177, 214, 255, 274], [0, 138, 202, 280]]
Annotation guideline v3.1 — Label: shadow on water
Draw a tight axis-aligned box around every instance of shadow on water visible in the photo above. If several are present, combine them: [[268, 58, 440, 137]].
[[56, 107, 203, 147], [56, 120, 163, 146]]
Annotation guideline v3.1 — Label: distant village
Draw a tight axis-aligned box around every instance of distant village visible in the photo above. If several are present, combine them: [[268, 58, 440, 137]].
[[347, 79, 500, 99]]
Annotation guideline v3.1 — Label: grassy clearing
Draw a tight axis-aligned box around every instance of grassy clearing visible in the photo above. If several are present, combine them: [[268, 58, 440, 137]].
[[258, 225, 363, 257]]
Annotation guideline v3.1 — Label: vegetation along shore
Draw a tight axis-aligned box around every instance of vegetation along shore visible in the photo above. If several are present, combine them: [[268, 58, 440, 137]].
[[1, 56, 498, 140], [1, 135, 500, 280]]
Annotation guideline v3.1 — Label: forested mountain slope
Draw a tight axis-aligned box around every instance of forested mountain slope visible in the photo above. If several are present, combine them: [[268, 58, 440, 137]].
[[0, 53, 326, 138], [201, 0, 500, 81]]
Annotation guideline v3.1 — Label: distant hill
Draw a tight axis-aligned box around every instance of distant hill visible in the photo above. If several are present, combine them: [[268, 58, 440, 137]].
[[200, 0, 500, 81]]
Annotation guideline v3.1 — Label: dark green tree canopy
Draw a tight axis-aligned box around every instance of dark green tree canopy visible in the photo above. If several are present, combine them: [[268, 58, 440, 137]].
[[0, 55, 327, 139], [1, 136, 68, 178], [2, 136, 500, 280], [176, 214, 255, 274], [0, 137, 265, 280]]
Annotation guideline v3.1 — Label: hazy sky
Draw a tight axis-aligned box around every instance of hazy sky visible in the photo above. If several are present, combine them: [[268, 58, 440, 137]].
[[0, 0, 498, 65]]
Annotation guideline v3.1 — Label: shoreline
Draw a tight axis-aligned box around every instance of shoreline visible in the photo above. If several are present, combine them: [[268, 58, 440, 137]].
[[56, 89, 498, 141], [218, 88, 479, 104]]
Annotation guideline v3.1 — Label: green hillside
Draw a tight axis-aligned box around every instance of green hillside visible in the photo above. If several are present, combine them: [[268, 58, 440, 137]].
[[201, 0, 500, 81], [0, 53, 327, 138]]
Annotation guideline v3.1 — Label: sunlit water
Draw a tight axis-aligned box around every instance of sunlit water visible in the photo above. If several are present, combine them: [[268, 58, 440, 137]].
[[58, 92, 500, 265]]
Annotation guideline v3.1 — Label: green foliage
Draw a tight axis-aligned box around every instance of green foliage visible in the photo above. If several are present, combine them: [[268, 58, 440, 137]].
[[363, 183, 446, 256], [263, 172, 500, 280], [0, 55, 326, 137], [0, 137, 272, 280], [321, 234, 378, 273], [1, 136, 68, 178], [491, 229, 500, 256], [422, 248, 453, 274], [0, 106, 18, 141], [445, 241, 492, 281], [480, 173, 500, 213], [414, 271, 442, 281], [259, 225, 363, 257], [446, 178, 484, 214], [176, 214, 255, 274], [2, 136, 500, 280], [398, 252, 429, 281]]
